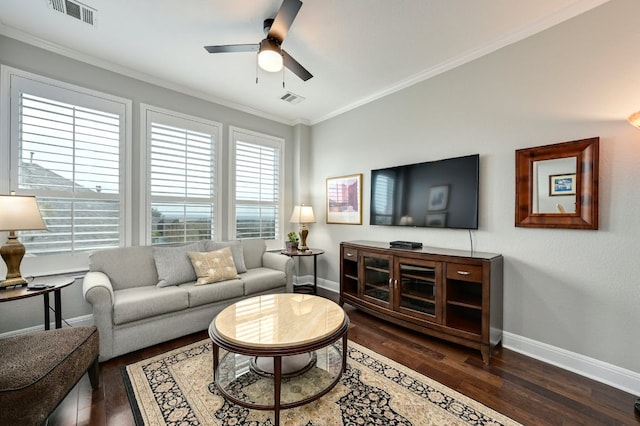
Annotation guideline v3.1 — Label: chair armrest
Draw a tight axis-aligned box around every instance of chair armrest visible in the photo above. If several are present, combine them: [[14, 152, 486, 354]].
[[262, 252, 295, 292]]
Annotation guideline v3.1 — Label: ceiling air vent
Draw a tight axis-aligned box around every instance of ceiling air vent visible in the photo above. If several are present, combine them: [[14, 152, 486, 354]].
[[48, 0, 97, 27], [280, 92, 305, 105]]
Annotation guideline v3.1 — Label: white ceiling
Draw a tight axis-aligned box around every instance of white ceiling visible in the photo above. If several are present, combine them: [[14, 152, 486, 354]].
[[0, 0, 611, 125]]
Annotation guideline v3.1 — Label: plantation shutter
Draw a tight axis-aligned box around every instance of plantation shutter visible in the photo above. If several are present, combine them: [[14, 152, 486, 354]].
[[234, 133, 281, 240], [148, 110, 217, 244], [17, 92, 122, 255]]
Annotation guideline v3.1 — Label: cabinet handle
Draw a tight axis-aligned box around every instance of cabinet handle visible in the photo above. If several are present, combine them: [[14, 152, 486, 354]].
[[457, 270, 471, 276]]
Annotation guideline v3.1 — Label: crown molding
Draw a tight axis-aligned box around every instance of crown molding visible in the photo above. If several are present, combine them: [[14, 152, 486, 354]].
[[310, 0, 612, 125], [0, 24, 298, 127]]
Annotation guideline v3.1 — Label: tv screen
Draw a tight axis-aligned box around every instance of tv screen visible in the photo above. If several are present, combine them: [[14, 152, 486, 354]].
[[370, 154, 479, 229]]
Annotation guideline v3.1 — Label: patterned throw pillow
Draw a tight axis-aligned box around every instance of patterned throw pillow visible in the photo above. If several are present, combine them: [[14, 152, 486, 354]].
[[187, 247, 240, 285]]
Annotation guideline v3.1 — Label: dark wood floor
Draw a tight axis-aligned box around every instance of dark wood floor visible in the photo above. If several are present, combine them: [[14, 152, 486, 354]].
[[50, 290, 639, 426]]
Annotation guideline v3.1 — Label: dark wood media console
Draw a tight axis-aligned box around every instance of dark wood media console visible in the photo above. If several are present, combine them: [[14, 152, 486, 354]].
[[339, 240, 503, 363]]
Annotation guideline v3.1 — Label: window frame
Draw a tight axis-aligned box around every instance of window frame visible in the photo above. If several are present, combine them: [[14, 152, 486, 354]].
[[228, 126, 285, 249], [139, 104, 222, 245], [0, 65, 132, 275]]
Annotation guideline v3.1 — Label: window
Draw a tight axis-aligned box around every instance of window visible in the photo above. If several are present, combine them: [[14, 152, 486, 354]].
[[230, 127, 283, 241], [4, 67, 130, 262], [372, 172, 394, 225], [142, 105, 221, 244]]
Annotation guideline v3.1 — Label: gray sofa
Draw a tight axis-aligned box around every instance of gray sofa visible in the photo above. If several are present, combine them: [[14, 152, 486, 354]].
[[82, 239, 294, 361]]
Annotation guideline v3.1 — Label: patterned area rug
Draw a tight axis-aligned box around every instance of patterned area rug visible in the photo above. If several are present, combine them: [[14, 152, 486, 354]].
[[122, 339, 521, 426]]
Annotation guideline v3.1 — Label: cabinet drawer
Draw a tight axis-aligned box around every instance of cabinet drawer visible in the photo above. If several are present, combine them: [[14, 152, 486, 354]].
[[446, 263, 482, 282], [343, 247, 358, 260]]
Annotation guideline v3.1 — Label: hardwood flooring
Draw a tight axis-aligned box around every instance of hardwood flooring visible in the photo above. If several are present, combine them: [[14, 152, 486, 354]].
[[49, 290, 639, 425]]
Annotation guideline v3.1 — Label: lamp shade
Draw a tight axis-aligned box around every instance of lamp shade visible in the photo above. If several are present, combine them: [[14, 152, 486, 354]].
[[289, 205, 316, 224], [0, 194, 47, 231], [258, 38, 283, 72], [628, 111, 640, 129]]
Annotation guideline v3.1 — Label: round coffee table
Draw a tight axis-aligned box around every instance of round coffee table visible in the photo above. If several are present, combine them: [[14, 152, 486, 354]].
[[209, 293, 349, 426]]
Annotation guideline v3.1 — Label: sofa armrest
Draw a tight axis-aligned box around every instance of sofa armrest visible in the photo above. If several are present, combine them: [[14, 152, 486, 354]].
[[262, 252, 295, 293], [82, 271, 115, 361]]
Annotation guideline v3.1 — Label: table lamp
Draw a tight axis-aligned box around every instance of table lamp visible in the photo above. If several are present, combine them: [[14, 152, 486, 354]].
[[289, 205, 315, 251], [0, 193, 47, 288]]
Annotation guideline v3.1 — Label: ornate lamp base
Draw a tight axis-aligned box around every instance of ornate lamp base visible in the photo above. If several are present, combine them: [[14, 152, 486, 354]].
[[1, 232, 27, 288]]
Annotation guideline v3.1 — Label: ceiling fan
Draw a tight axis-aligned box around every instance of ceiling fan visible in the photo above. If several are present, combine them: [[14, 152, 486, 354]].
[[204, 0, 313, 81]]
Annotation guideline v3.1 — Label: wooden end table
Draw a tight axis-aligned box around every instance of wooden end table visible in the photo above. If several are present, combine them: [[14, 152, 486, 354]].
[[280, 248, 324, 294], [0, 276, 75, 329], [209, 293, 349, 426]]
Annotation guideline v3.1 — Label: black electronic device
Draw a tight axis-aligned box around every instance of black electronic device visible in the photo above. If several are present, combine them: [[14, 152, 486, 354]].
[[370, 154, 479, 230], [27, 283, 50, 291], [390, 240, 423, 249]]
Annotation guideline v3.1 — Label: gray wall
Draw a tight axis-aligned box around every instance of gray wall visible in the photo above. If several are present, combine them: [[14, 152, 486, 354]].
[[309, 0, 640, 382], [0, 35, 304, 333]]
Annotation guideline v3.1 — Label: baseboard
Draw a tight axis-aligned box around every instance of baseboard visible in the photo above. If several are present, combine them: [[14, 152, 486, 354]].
[[0, 314, 94, 338], [319, 276, 638, 395], [503, 331, 640, 395]]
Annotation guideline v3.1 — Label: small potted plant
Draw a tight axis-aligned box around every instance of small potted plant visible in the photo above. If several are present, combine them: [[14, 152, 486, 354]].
[[286, 231, 299, 252]]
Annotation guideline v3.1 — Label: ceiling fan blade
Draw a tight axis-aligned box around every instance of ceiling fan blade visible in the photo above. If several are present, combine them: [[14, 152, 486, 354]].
[[268, 0, 302, 43], [282, 50, 313, 81], [204, 44, 259, 54]]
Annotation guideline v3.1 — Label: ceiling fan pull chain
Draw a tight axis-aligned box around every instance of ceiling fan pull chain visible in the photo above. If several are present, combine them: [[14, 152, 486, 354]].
[[282, 64, 286, 88]]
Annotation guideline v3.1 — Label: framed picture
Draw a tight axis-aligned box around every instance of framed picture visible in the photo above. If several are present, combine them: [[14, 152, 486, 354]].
[[326, 173, 362, 224], [427, 185, 449, 211], [426, 213, 447, 228], [549, 173, 576, 196]]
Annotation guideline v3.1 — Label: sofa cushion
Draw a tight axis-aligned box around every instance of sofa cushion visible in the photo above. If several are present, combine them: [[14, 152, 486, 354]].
[[206, 240, 247, 273], [188, 248, 239, 285], [180, 279, 244, 308], [240, 267, 287, 295], [90, 246, 157, 290], [153, 241, 205, 287], [113, 286, 189, 325], [241, 239, 266, 270]]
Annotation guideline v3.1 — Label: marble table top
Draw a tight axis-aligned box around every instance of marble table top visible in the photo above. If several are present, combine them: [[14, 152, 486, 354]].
[[214, 293, 345, 348]]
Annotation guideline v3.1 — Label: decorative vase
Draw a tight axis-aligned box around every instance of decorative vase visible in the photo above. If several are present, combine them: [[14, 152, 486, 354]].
[[285, 241, 299, 252]]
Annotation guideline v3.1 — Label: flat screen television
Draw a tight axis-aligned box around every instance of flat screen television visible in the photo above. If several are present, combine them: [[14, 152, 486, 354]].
[[370, 154, 479, 229]]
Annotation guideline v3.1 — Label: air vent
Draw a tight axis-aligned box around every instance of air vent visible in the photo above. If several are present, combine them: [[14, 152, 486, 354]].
[[48, 0, 97, 27], [280, 92, 305, 105]]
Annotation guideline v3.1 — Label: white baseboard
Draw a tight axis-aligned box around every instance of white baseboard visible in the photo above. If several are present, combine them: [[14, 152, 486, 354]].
[[503, 331, 640, 395], [0, 314, 94, 338], [318, 276, 638, 395]]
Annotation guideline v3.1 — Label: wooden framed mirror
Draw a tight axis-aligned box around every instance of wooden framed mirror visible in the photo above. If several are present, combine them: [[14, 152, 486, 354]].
[[515, 137, 599, 229]]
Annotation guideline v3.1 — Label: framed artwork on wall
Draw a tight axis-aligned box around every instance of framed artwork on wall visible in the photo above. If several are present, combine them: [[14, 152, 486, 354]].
[[549, 173, 576, 196], [427, 185, 449, 211], [326, 173, 362, 225]]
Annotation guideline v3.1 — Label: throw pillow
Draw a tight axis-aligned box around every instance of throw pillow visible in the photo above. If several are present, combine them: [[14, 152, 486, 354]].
[[205, 240, 247, 273], [153, 241, 205, 287], [188, 247, 240, 285]]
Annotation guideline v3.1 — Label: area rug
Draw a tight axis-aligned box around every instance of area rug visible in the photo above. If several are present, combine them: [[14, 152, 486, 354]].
[[122, 339, 521, 426]]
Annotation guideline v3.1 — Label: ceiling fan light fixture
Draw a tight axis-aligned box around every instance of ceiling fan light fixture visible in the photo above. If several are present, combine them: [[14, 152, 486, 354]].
[[258, 38, 283, 72]]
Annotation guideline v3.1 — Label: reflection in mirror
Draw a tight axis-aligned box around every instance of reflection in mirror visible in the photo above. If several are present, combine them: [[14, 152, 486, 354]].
[[533, 157, 577, 214]]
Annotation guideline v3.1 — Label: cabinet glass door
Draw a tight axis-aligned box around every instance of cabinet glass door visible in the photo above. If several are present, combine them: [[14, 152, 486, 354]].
[[361, 252, 391, 308], [396, 259, 441, 322]]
